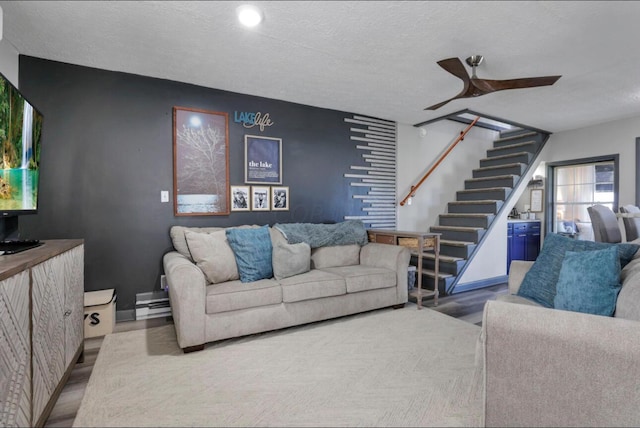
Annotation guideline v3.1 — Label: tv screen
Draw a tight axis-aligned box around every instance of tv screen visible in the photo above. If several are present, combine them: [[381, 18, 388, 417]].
[[0, 71, 43, 216]]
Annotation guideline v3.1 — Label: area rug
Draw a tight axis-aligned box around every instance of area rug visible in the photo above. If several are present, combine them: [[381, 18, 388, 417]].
[[73, 307, 483, 427]]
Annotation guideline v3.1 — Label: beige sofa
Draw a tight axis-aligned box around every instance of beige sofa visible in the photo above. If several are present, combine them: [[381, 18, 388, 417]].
[[163, 225, 411, 352], [481, 257, 640, 427]]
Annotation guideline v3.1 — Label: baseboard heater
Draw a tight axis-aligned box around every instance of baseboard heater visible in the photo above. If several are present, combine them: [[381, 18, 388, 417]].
[[135, 290, 171, 320]]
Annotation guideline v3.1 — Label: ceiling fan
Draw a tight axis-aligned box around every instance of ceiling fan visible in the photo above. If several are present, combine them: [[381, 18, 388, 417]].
[[425, 55, 561, 110]]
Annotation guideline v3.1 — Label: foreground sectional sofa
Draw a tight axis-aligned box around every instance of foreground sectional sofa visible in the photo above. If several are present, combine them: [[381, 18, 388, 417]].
[[481, 234, 640, 427], [163, 223, 411, 352]]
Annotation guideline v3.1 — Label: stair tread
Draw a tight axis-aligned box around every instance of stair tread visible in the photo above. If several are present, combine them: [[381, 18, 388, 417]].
[[488, 140, 537, 151], [482, 151, 532, 161], [495, 131, 538, 143], [440, 239, 476, 246], [474, 162, 524, 171], [431, 225, 485, 231], [421, 252, 463, 262], [440, 213, 493, 218], [466, 174, 519, 182], [420, 269, 454, 279], [449, 199, 501, 204], [458, 187, 511, 193]]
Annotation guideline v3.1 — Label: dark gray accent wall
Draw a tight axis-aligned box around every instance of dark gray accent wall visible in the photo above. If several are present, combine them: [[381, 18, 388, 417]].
[[17, 56, 378, 311]]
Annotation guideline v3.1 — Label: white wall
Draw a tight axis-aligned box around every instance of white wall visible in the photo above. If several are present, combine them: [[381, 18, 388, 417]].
[[0, 38, 19, 86], [397, 120, 498, 231], [541, 116, 638, 206]]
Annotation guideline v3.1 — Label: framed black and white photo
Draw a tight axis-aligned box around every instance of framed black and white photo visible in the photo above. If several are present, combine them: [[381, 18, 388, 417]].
[[231, 185, 250, 211], [271, 186, 289, 211], [245, 135, 282, 184], [251, 186, 270, 211]]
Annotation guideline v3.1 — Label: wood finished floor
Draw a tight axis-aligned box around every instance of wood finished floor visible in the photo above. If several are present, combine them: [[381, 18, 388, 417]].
[[44, 283, 507, 427]]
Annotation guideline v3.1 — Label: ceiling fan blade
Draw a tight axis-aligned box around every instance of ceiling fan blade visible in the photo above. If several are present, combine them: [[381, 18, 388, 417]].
[[425, 95, 462, 110], [479, 75, 562, 92], [437, 57, 470, 83]]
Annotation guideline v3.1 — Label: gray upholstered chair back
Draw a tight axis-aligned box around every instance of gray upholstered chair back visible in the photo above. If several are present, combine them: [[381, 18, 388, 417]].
[[619, 204, 640, 241], [587, 204, 622, 243]]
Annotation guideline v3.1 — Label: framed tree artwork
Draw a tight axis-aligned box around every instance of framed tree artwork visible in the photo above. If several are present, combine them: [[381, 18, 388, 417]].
[[173, 107, 230, 216]]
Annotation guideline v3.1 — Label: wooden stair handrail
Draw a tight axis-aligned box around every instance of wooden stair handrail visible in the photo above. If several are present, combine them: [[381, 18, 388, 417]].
[[399, 116, 480, 206]]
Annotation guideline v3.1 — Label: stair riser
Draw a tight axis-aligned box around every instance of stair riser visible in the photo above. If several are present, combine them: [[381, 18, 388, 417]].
[[422, 258, 466, 275], [439, 215, 493, 228], [430, 228, 485, 243], [487, 143, 538, 157], [480, 153, 532, 168], [440, 243, 476, 259], [448, 201, 502, 214], [457, 189, 510, 201], [493, 133, 541, 148], [499, 129, 537, 139], [465, 176, 517, 190], [473, 165, 525, 178]]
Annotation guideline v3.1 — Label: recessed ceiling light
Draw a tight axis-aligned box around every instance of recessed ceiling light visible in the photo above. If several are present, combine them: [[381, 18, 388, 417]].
[[237, 4, 263, 28]]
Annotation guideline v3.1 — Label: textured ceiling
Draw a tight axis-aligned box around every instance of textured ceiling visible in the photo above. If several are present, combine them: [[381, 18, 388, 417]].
[[2, 1, 640, 132]]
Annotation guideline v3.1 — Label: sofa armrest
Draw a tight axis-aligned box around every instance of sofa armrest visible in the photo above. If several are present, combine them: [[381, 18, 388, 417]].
[[360, 243, 411, 304], [163, 251, 207, 350], [482, 300, 640, 427], [507, 260, 534, 295]]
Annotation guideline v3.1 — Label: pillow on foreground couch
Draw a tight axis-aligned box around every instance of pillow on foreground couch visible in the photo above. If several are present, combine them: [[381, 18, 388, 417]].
[[514, 233, 640, 315]]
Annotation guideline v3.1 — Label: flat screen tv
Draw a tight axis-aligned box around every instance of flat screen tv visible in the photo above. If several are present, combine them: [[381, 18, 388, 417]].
[[0, 71, 43, 239]]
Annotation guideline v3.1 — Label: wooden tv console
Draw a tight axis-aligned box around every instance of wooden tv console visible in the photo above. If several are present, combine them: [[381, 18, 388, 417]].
[[0, 240, 84, 427]]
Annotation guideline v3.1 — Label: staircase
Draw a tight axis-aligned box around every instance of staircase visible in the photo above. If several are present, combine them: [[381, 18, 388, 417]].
[[420, 128, 550, 295]]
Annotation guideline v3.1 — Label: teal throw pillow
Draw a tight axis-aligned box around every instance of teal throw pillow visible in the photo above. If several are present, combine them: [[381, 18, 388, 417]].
[[517, 233, 638, 308], [553, 246, 621, 316], [226, 226, 273, 283]]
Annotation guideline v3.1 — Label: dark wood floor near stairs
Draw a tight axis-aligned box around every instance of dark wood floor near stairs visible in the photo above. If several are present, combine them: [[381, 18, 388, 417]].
[[44, 283, 508, 427]]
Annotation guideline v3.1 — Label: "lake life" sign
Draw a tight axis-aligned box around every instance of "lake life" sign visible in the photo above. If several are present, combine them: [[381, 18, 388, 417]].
[[234, 111, 274, 132]]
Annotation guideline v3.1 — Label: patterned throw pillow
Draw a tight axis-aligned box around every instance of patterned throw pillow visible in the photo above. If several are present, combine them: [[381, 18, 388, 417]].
[[554, 246, 621, 316], [226, 225, 273, 283], [517, 233, 639, 307]]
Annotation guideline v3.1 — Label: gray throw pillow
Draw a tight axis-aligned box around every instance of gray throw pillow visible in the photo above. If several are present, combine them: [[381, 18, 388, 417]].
[[184, 230, 239, 284], [272, 241, 311, 280]]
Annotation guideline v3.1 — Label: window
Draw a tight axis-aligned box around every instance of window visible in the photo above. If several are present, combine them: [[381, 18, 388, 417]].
[[549, 157, 618, 241]]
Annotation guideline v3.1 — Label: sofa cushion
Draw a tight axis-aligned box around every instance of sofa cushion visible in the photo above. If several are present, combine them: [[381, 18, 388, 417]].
[[553, 246, 621, 316], [226, 226, 273, 282], [206, 279, 282, 314], [320, 265, 396, 293], [272, 241, 311, 280], [310, 244, 360, 269], [184, 230, 239, 284], [615, 257, 640, 320], [517, 233, 639, 308], [278, 269, 346, 303], [170, 226, 224, 261]]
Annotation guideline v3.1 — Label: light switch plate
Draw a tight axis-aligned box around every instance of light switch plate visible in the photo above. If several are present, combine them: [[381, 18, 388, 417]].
[[161, 191, 169, 203]]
